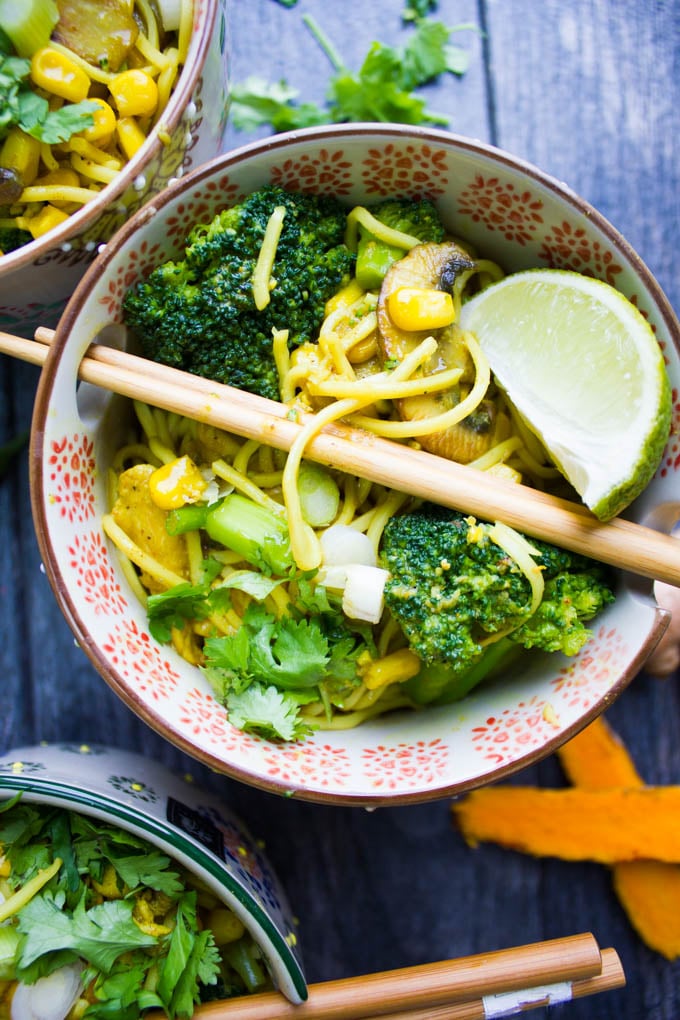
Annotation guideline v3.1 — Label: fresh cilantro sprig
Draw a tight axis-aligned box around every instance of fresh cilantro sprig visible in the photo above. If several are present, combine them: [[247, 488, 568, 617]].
[[0, 800, 259, 1018], [0, 32, 97, 144], [146, 565, 282, 643], [202, 598, 375, 741], [230, 12, 475, 133]]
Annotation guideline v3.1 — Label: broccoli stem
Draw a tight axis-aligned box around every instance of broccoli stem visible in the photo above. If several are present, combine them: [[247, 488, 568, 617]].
[[205, 493, 293, 576], [355, 237, 405, 290], [165, 504, 210, 535], [0, 0, 58, 57], [434, 638, 524, 705], [405, 637, 524, 706]]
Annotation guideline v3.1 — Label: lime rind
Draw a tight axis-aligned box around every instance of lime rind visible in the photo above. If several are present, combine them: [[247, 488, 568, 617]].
[[590, 367, 671, 520], [459, 268, 672, 521]]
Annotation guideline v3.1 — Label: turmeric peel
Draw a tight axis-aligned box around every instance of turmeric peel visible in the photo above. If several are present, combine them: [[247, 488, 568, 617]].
[[452, 715, 680, 959], [452, 786, 680, 864], [557, 716, 642, 789], [558, 716, 680, 961]]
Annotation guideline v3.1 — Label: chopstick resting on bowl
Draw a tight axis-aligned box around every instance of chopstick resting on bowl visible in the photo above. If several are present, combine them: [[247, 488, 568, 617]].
[[142, 932, 623, 1019], [4, 326, 680, 587]]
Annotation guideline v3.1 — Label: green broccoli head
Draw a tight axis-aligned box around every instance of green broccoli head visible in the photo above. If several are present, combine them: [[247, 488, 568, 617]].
[[122, 185, 355, 401], [510, 568, 615, 655], [355, 198, 446, 289], [381, 505, 533, 670], [367, 198, 446, 242], [381, 505, 615, 673]]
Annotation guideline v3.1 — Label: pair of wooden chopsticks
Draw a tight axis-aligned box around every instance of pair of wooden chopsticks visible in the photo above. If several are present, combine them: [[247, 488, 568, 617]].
[[3, 325, 680, 587], [145, 932, 623, 1019]]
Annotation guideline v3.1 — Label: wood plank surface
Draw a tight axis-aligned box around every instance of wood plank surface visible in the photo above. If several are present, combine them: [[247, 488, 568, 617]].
[[2, 2, 680, 1018]]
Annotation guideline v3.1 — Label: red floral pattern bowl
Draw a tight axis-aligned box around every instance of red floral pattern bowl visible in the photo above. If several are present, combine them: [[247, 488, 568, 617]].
[[0, 0, 229, 341], [31, 125, 680, 805]]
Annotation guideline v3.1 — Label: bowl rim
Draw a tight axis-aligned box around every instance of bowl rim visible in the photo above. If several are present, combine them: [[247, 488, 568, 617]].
[[30, 123, 677, 806], [0, 743, 307, 1003], [0, 0, 221, 275]]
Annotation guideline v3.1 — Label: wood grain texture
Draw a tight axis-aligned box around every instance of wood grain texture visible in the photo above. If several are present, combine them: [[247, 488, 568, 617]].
[[1, 2, 679, 1018]]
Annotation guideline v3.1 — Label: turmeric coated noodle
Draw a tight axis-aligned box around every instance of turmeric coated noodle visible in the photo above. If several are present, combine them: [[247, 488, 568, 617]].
[[0, 0, 192, 254], [106, 188, 617, 741]]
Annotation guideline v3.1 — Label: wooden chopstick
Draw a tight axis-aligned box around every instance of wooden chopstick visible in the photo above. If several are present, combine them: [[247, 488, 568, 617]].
[[143, 932, 606, 1020], [4, 326, 680, 586], [355, 948, 625, 1020]]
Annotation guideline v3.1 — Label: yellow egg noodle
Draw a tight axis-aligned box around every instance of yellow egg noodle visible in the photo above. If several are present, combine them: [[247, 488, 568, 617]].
[[0, 1, 191, 249], [103, 209, 570, 734]]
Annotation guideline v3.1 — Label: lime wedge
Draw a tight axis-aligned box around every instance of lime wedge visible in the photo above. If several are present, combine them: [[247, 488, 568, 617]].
[[459, 269, 671, 520]]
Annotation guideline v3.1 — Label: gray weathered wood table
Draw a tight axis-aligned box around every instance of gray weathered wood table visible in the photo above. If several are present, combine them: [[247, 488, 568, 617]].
[[2, 1, 680, 1017]]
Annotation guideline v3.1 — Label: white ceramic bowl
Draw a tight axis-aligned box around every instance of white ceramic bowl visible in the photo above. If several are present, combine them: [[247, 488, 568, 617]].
[[30, 124, 680, 806], [0, 741, 306, 1003], [0, 0, 229, 340]]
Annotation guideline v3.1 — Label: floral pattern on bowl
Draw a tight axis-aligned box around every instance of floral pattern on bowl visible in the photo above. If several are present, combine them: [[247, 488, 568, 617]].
[[31, 125, 679, 806], [0, 742, 306, 1003]]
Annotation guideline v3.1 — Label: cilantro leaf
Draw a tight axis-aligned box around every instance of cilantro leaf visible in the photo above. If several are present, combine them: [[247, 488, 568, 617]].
[[146, 579, 228, 643], [146, 569, 277, 644], [250, 612, 330, 688], [396, 18, 468, 87], [23, 99, 99, 144], [226, 682, 312, 741], [87, 958, 151, 1020], [16, 892, 157, 974], [205, 603, 330, 691], [230, 77, 326, 132], [156, 893, 221, 1019], [203, 624, 252, 689], [0, 45, 96, 143], [230, 13, 474, 134], [219, 569, 284, 601], [106, 851, 185, 897]]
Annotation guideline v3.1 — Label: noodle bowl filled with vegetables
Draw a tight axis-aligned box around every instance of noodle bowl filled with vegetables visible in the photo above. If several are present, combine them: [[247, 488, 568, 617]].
[[31, 125, 680, 805], [0, 0, 229, 339], [0, 742, 306, 1018]]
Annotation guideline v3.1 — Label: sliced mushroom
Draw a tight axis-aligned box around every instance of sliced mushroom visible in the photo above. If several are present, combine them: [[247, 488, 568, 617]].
[[377, 242, 499, 463]]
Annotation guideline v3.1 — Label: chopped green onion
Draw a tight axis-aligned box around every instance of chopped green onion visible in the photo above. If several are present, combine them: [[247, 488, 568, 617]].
[[0, 0, 59, 57], [297, 462, 340, 528]]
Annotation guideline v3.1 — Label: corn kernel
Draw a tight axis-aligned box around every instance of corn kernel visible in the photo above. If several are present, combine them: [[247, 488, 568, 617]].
[[324, 278, 365, 317], [115, 116, 147, 160], [148, 456, 207, 510], [387, 286, 456, 332], [79, 99, 116, 144], [110, 69, 159, 118], [31, 48, 90, 103], [206, 908, 246, 945], [0, 128, 41, 185], [24, 204, 70, 238]]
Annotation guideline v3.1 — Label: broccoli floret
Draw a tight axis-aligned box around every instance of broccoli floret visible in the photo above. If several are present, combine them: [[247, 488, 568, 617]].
[[122, 185, 355, 401], [381, 505, 615, 699], [355, 198, 446, 289]]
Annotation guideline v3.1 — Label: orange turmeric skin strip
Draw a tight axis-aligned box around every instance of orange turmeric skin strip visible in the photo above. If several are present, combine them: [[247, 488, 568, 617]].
[[558, 716, 680, 961], [452, 786, 680, 863], [557, 716, 643, 788]]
